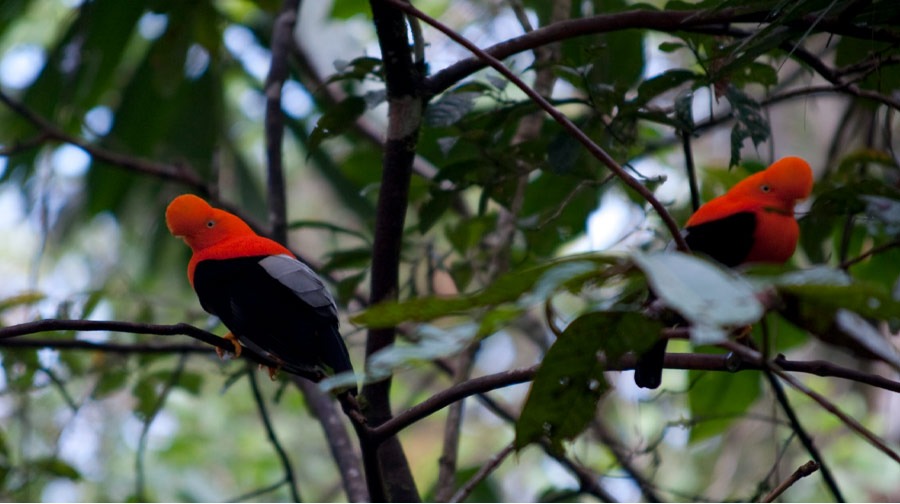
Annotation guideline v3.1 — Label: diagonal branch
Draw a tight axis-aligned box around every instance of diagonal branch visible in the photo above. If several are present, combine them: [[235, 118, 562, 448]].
[[0, 89, 207, 190]]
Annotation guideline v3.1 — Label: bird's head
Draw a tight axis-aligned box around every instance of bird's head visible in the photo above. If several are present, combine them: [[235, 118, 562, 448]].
[[731, 156, 814, 211], [165, 194, 254, 251]]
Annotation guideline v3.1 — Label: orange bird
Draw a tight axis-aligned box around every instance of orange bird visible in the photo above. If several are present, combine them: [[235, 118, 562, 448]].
[[165, 194, 353, 382], [634, 156, 814, 389]]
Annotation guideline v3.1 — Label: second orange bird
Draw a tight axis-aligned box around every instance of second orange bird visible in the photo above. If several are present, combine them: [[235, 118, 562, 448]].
[[634, 156, 814, 389]]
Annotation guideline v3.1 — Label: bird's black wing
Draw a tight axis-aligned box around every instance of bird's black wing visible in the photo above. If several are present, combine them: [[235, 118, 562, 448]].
[[683, 211, 757, 267], [193, 255, 353, 378], [634, 211, 757, 389]]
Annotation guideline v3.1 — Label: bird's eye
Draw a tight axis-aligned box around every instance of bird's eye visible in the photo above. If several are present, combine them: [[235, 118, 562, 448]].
[[760, 184, 771, 193], [206, 220, 215, 228]]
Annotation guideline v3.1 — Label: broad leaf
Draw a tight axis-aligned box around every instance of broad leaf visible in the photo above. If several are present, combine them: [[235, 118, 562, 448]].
[[632, 252, 764, 344], [516, 311, 662, 452]]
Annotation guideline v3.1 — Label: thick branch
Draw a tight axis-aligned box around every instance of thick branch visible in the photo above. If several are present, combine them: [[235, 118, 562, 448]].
[[362, 0, 425, 501], [424, 8, 900, 97]]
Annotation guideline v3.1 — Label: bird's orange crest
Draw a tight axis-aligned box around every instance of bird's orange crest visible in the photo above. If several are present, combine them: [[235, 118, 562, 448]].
[[166, 194, 256, 252], [687, 156, 813, 227]]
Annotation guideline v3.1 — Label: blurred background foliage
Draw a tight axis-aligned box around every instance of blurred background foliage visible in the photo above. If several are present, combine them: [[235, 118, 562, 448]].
[[0, 0, 898, 501]]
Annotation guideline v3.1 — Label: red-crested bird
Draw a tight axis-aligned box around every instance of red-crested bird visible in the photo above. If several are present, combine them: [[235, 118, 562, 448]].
[[166, 194, 353, 384], [634, 156, 814, 389]]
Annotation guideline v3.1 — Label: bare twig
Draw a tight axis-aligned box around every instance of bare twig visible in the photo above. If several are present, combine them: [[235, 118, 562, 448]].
[[0, 338, 213, 354], [264, 0, 298, 244], [434, 345, 478, 501], [761, 460, 819, 503], [759, 320, 844, 502], [840, 238, 900, 269], [263, 3, 369, 500], [724, 342, 900, 465], [247, 365, 302, 502], [449, 442, 515, 503], [0, 89, 207, 190], [135, 353, 188, 501]]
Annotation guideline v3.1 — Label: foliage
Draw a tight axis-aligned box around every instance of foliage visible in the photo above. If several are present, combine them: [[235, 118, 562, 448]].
[[0, 0, 899, 502]]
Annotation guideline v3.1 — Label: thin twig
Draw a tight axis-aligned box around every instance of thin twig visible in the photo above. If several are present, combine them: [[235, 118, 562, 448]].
[[449, 442, 515, 503], [38, 367, 78, 413], [761, 460, 819, 503], [226, 479, 291, 503], [0, 319, 319, 381], [0, 338, 213, 354], [135, 353, 188, 501], [759, 320, 844, 502], [724, 342, 900, 465], [264, 0, 298, 245], [0, 89, 207, 190], [247, 365, 303, 502], [840, 238, 900, 269]]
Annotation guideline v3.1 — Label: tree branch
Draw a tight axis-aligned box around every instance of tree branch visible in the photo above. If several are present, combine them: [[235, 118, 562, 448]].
[[361, 0, 425, 501], [0, 89, 207, 191], [761, 460, 819, 503], [448, 442, 515, 503], [423, 8, 900, 97], [263, 3, 369, 500], [247, 365, 303, 502]]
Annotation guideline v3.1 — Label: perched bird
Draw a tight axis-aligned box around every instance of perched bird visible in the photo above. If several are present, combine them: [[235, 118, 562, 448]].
[[165, 194, 354, 384], [634, 156, 814, 389]]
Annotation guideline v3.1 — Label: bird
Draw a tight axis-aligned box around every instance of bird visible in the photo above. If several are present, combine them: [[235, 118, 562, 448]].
[[165, 194, 354, 386], [633, 156, 814, 389]]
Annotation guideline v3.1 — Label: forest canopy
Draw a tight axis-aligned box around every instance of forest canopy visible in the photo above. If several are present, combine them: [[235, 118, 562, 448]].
[[0, 0, 899, 502]]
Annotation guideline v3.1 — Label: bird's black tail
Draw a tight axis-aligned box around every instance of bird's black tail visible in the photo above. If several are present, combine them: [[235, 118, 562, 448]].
[[319, 323, 357, 395], [634, 339, 667, 389]]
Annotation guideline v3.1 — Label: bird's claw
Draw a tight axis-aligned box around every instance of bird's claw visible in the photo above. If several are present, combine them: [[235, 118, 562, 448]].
[[216, 332, 243, 359], [259, 357, 283, 381]]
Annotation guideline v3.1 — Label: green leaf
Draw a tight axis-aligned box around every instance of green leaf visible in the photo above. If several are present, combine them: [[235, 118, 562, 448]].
[[329, 0, 368, 18], [688, 360, 760, 442], [131, 375, 160, 421], [833, 310, 900, 372], [658, 41, 685, 53], [0, 291, 44, 313], [176, 371, 204, 395], [288, 220, 371, 243], [426, 91, 480, 127], [516, 311, 663, 452], [632, 252, 764, 344], [308, 96, 368, 151], [92, 368, 131, 399], [636, 69, 697, 104], [352, 255, 616, 328], [771, 267, 900, 323], [30, 456, 82, 481], [321, 247, 372, 273], [366, 323, 477, 379], [724, 85, 771, 167]]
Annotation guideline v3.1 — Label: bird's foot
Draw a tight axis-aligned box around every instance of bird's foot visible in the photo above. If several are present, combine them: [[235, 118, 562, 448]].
[[259, 356, 283, 381], [216, 331, 243, 359]]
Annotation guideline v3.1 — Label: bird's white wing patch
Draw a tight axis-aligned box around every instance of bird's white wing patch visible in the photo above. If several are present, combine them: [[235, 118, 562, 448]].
[[259, 254, 337, 311]]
